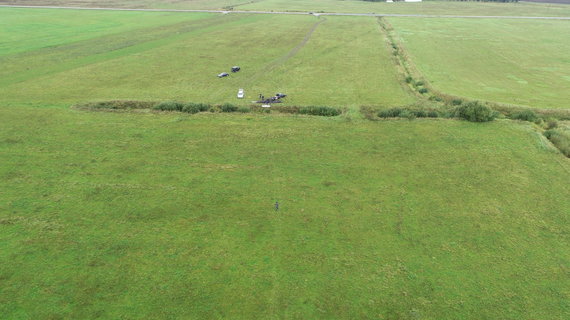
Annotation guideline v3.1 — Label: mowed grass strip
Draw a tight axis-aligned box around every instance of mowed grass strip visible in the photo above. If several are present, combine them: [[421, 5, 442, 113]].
[[388, 18, 570, 109], [0, 7, 207, 57], [0, 11, 413, 108], [0, 10, 222, 87], [1, 106, 569, 319]]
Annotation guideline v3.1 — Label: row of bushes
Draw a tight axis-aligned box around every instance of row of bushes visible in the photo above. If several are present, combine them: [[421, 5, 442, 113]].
[[376, 101, 498, 122], [76, 100, 342, 117], [375, 101, 565, 125], [154, 102, 342, 116], [378, 107, 440, 119]]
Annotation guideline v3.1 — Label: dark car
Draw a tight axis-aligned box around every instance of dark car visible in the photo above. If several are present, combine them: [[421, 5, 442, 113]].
[[218, 72, 229, 78], [276, 93, 287, 99], [231, 66, 241, 73]]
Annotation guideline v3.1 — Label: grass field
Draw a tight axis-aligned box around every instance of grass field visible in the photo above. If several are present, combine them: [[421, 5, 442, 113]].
[[389, 17, 570, 109], [1, 106, 569, 319], [0, 8, 413, 108], [1, 1, 570, 319], [4, 0, 570, 17]]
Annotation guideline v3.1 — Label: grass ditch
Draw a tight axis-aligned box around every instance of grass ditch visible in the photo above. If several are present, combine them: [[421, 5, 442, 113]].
[[378, 17, 570, 122], [362, 102, 570, 158], [73, 100, 344, 117]]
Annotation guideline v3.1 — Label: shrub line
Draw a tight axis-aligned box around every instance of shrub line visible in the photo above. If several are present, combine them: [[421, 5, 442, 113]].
[[73, 100, 344, 117]]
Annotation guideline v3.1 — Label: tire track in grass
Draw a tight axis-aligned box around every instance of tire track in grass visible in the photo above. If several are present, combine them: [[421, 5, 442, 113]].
[[241, 17, 326, 88]]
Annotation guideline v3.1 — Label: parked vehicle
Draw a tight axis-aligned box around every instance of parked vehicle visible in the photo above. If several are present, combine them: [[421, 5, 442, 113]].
[[237, 88, 244, 99], [231, 66, 241, 73], [218, 72, 229, 78]]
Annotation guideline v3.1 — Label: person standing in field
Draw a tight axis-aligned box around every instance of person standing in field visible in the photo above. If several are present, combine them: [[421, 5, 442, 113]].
[[274, 201, 279, 211]]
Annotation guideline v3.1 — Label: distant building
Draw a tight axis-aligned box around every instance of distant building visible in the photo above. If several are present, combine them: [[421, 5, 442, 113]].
[[404, 0, 422, 2]]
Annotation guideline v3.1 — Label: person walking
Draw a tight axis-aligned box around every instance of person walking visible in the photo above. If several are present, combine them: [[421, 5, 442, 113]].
[[274, 201, 279, 211]]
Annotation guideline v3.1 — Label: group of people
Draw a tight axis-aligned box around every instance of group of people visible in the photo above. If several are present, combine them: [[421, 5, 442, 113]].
[[257, 93, 287, 104]]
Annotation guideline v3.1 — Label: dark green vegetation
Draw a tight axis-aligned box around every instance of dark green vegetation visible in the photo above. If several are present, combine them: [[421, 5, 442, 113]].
[[454, 101, 498, 123], [1, 106, 569, 319], [77, 100, 343, 116], [544, 127, 570, 157]]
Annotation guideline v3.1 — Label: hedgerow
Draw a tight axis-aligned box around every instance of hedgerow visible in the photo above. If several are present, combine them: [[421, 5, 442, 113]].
[[377, 107, 441, 119], [154, 101, 185, 112], [75, 100, 342, 117], [298, 106, 341, 117], [454, 101, 497, 122], [220, 103, 239, 113], [510, 110, 538, 122]]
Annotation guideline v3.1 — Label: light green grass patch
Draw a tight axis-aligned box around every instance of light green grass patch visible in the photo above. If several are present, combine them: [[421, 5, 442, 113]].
[[0, 8, 208, 56], [388, 17, 570, 109], [0, 10, 413, 108], [240, 0, 570, 16]]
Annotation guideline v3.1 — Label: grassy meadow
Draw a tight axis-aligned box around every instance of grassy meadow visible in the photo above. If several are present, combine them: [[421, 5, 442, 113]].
[[1, 106, 569, 319], [4, 0, 570, 17], [1, 2, 570, 319], [240, 0, 570, 16], [389, 17, 570, 109], [0, 8, 413, 108]]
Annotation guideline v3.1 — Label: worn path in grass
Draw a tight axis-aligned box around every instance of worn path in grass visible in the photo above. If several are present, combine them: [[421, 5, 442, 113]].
[[241, 17, 326, 89]]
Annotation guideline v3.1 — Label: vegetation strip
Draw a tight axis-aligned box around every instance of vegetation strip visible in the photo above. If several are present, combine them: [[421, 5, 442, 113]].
[[378, 17, 570, 120], [74, 100, 343, 117]]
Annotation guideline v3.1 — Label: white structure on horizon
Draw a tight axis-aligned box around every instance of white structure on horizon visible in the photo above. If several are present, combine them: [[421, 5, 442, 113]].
[[404, 0, 423, 2]]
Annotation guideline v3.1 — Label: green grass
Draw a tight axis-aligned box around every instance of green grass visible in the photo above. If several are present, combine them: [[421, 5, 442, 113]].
[[0, 8, 413, 108], [389, 17, 570, 109], [5, 0, 570, 17], [241, 0, 570, 16], [0, 0, 251, 10], [0, 8, 206, 57], [1, 2, 570, 318], [1, 106, 569, 319]]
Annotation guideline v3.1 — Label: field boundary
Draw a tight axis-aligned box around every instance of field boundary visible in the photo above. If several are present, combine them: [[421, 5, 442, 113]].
[[2, 5, 570, 19], [379, 17, 570, 120]]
